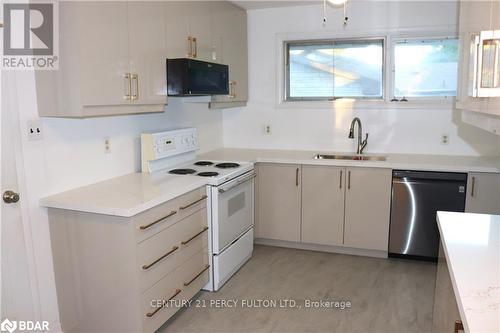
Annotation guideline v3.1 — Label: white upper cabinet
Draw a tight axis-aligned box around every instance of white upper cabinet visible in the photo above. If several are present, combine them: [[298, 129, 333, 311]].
[[165, 1, 214, 61], [127, 1, 168, 106], [36, 1, 166, 117], [457, 0, 500, 117], [210, 1, 248, 108], [37, 1, 248, 117], [77, 2, 131, 108]]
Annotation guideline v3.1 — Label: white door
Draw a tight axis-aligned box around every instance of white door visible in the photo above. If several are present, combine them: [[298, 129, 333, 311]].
[[1, 72, 38, 323]]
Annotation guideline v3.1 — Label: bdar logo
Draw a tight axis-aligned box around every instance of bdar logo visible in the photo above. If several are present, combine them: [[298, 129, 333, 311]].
[[0, 319, 17, 333]]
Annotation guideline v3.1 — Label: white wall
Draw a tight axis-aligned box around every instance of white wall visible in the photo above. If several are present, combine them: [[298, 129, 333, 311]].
[[223, 0, 500, 156], [11, 71, 223, 331], [41, 99, 223, 195]]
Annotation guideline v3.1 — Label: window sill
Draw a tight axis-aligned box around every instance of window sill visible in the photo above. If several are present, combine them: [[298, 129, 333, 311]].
[[276, 98, 456, 110]]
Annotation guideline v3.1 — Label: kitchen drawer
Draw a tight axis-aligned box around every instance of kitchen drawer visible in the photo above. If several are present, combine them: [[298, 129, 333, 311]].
[[137, 208, 208, 291], [141, 247, 209, 333], [133, 187, 207, 242]]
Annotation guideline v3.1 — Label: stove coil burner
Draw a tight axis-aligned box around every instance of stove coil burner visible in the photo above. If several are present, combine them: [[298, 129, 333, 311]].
[[215, 162, 240, 169], [169, 168, 197, 175], [194, 161, 214, 166], [197, 171, 220, 177]]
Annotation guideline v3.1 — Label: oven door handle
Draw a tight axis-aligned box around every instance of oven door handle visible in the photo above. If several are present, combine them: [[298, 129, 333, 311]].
[[218, 173, 256, 193]]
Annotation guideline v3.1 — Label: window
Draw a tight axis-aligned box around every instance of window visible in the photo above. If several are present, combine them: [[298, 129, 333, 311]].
[[393, 38, 459, 98], [285, 39, 384, 100]]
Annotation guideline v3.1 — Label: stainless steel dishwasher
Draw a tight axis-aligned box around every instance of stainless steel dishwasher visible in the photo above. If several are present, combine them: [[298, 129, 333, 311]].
[[389, 170, 467, 261]]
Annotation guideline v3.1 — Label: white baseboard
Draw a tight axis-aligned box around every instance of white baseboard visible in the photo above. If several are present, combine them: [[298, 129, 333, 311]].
[[254, 238, 388, 259]]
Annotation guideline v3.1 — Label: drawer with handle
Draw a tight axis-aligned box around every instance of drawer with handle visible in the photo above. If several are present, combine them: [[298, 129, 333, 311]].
[[137, 208, 208, 291], [133, 187, 207, 242], [141, 247, 210, 333]]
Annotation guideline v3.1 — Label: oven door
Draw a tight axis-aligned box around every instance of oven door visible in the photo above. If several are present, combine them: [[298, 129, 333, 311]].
[[211, 172, 255, 254]]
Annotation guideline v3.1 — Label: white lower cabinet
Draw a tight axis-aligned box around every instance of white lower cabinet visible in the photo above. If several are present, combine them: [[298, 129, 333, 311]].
[[48, 187, 209, 333], [343, 167, 392, 251], [256, 163, 301, 242], [256, 163, 392, 253], [465, 172, 500, 214], [301, 165, 345, 246]]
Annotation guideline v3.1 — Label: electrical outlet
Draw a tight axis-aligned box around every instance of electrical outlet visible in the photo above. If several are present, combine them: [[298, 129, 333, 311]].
[[104, 137, 111, 153], [27, 119, 43, 141], [264, 124, 272, 135], [441, 134, 450, 145]]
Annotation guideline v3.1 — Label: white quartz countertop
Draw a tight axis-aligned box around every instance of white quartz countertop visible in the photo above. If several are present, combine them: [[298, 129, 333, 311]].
[[40, 172, 208, 217], [437, 211, 500, 333], [200, 148, 500, 173], [40, 149, 499, 217]]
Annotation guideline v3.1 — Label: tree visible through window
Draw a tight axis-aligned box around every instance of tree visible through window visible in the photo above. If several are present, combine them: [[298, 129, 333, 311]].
[[286, 39, 384, 100]]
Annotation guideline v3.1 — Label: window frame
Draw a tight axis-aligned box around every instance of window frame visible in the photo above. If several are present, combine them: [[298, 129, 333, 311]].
[[284, 37, 387, 102], [390, 36, 460, 101]]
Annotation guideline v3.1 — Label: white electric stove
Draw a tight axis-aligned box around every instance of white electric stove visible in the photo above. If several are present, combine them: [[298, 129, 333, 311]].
[[141, 128, 254, 291]]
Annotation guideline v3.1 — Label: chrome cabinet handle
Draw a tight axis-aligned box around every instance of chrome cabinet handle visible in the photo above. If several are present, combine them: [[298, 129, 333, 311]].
[[339, 170, 343, 189], [181, 226, 209, 245], [131, 73, 139, 101], [146, 288, 181, 318], [139, 210, 177, 230], [295, 168, 299, 187], [192, 37, 197, 58], [142, 246, 179, 270], [124, 73, 131, 100], [471, 176, 475, 197], [218, 173, 256, 193], [183, 265, 210, 287], [179, 195, 208, 210], [347, 171, 351, 190]]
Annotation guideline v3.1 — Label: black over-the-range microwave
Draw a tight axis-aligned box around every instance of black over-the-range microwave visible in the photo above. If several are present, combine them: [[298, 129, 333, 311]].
[[166, 58, 229, 96]]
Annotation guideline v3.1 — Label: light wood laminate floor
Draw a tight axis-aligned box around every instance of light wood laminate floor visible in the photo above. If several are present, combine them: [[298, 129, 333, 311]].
[[160, 245, 436, 333]]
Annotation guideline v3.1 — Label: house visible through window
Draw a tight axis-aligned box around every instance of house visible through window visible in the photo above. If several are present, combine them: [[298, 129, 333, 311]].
[[286, 39, 384, 100], [393, 38, 459, 98]]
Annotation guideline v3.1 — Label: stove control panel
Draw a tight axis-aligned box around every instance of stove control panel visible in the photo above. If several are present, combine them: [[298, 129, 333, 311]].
[[141, 128, 198, 172]]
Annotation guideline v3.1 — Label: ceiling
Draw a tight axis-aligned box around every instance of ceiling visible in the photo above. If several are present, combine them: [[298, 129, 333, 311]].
[[230, 0, 322, 10]]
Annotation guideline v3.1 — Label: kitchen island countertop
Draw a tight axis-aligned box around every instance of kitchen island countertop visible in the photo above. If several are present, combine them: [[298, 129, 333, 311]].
[[437, 211, 500, 333]]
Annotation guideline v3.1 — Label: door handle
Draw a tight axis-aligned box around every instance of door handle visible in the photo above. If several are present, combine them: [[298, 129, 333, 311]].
[[124, 73, 132, 100], [187, 36, 193, 57], [339, 170, 343, 189], [192, 37, 197, 58], [471, 176, 475, 197], [131, 73, 139, 101], [347, 171, 351, 190], [3, 190, 20, 204]]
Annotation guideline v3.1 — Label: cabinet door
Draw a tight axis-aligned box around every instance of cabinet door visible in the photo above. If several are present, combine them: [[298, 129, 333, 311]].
[[301, 165, 345, 246], [127, 2, 167, 106], [76, 2, 130, 107], [188, 1, 214, 62], [211, 2, 248, 104], [344, 168, 392, 251], [257, 163, 301, 242], [165, 2, 191, 58], [465, 172, 500, 214], [456, 0, 491, 112]]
